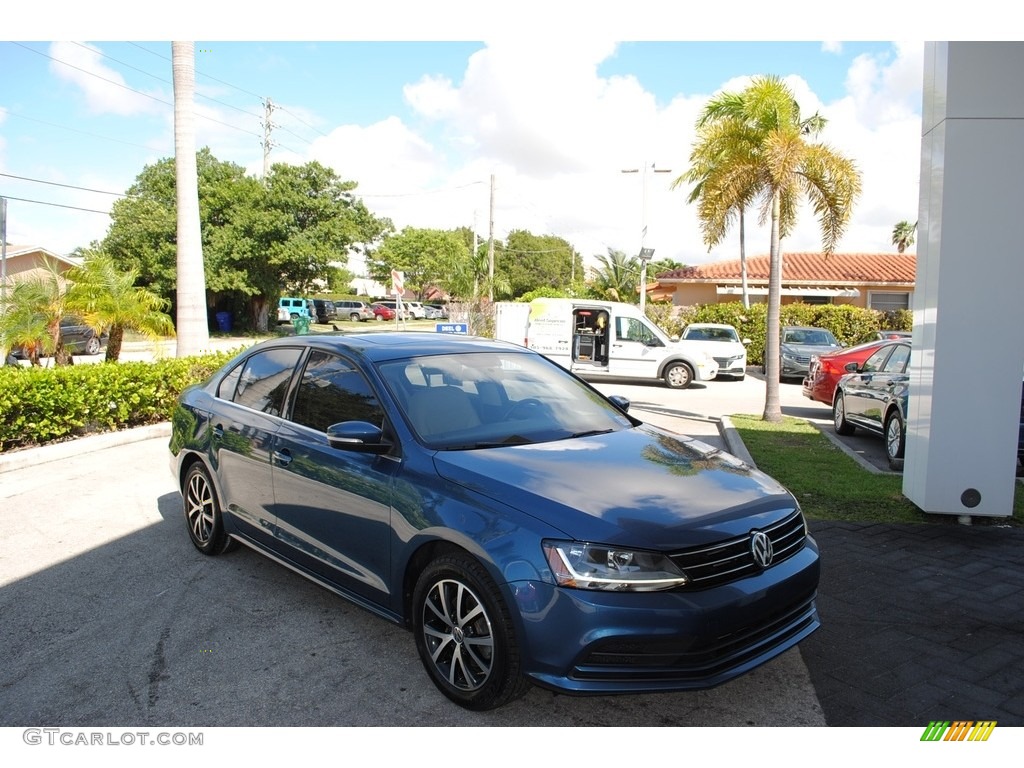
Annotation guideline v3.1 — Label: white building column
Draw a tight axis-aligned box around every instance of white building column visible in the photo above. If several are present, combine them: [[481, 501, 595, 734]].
[[904, 42, 1024, 517]]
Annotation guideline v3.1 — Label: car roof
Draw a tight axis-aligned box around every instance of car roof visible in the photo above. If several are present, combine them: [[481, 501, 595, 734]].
[[246, 332, 526, 364]]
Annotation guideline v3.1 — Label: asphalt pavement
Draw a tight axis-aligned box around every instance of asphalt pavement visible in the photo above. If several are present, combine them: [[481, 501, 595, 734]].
[[1, 350, 1022, 729]]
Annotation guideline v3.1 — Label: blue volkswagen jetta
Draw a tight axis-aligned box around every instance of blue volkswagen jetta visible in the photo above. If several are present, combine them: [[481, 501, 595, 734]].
[[169, 332, 820, 710]]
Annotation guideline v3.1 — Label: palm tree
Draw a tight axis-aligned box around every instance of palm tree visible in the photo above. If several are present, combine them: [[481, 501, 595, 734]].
[[688, 75, 861, 421], [172, 41, 209, 356], [65, 250, 176, 362], [590, 249, 640, 304], [0, 258, 71, 366], [892, 220, 917, 253]]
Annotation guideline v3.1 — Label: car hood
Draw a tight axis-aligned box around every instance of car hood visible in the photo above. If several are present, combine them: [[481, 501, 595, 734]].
[[781, 343, 839, 357], [680, 339, 746, 357], [430, 424, 796, 549]]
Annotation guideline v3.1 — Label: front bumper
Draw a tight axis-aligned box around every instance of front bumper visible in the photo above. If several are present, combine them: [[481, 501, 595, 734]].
[[510, 537, 820, 694]]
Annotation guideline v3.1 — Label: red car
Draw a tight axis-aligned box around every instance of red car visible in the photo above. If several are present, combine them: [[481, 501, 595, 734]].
[[802, 339, 897, 406], [370, 303, 396, 321]]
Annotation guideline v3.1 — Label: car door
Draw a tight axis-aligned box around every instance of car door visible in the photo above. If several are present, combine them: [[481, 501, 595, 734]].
[[606, 315, 665, 379], [842, 344, 910, 433], [270, 349, 396, 606], [212, 346, 305, 548]]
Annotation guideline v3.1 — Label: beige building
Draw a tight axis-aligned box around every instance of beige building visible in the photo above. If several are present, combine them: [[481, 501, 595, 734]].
[[1, 244, 80, 286], [651, 252, 916, 312]]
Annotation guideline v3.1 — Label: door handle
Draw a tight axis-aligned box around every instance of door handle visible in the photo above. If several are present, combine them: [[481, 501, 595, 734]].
[[212, 424, 224, 438], [273, 449, 293, 467]]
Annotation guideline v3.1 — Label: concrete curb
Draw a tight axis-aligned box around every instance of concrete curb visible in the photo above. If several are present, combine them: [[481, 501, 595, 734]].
[[718, 416, 757, 468], [0, 422, 171, 474], [807, 420, 899, 475]]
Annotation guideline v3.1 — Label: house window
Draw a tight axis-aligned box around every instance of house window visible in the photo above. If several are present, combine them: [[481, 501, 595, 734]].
[[801, 295, 832, 305], [868, 292, 911, 312]]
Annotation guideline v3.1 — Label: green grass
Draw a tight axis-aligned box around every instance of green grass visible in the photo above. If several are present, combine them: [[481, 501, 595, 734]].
[[729, 414, 1024, 526]]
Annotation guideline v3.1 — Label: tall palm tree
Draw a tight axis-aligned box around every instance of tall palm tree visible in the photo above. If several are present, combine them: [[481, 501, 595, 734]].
[[892, 220, 917, 253], [172, 41, 209, 356], [65, 250, 176, 362], [689, 75, 861, 421]]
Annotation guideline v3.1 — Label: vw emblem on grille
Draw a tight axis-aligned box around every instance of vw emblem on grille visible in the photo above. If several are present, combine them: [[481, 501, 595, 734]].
[[750, 531, 773, 568]]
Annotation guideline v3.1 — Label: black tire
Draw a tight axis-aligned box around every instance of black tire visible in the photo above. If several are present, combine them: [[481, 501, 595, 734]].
[[84, 335, 101, 355], [350, 313, 361, 322], [663, 362, 694, 389], [833, 392, 856, 436], [412, 553, 530, 710], [885, 410, 906, 469], [182, 463, 236, 556]]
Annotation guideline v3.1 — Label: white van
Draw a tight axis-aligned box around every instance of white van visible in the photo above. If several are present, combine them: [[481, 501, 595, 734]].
[[495, 298, 718, 388]]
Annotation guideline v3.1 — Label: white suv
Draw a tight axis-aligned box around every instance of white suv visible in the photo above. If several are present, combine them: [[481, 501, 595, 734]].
[[405, 302, 426, 319]]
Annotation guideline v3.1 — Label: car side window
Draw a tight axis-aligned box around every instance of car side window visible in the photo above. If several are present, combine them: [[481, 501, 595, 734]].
[[616, 317, 649, 343], [291, 350, 385, 433], [229, 348, 304, 416], [881, 344, 911, 374], [860, 347, 891, 373]]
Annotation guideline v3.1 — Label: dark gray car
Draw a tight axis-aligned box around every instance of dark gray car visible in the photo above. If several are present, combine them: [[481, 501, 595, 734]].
[[779, 326, 841, 381]]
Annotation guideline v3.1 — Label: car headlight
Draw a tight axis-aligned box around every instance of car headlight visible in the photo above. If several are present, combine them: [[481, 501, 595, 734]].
[[542, 541, 688, 592], [782, 351, 796, 361]]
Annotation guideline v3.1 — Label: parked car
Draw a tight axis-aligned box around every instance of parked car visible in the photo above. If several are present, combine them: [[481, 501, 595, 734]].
[[423, 304, 444, 320], [9, 316, 108, 358], [370, 303, 396, 322], [278, 297, 311, 321], [169, 333, 820, 710], [376, 300, 411, 320], [678, 323, 749, 380], [426, 304, 449, 319], [778, 326, 842, 381], [310, 299, 337, 324], [334, 300, 375, 322], [405, 301, 427, 319], [832, 339, 912, 469], [875, 329, 912, 341], [802, 338, 897, 406]]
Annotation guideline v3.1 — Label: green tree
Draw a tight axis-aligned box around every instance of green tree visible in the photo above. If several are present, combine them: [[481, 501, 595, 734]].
[[590, 248, 639, 303], [0, 258, 70, 366], [892, 220, 917, 253], [368, 227, 470, 300], [172, 41, 209, 357], [686, 75, 861, 421], [497, 231, 581, 299], [64, 250, 176, 362]]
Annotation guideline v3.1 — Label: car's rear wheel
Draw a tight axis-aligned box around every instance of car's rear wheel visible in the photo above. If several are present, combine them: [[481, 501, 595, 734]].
[[350, 313, 361, 322], [183, 463, 236, 556], [833, 393, 856, 435], [412, 553, 529, 710], [663, 362, 694, 389], [885, 410, 906, 469], [84, 336, 101, 355]]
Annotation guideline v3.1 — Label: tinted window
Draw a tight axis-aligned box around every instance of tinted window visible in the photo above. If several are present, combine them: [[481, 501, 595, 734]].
[[861, 347, 891, 373], [881, 344, 911, 374], [291, 351, 385, 432], [230, 348, 304, 416]]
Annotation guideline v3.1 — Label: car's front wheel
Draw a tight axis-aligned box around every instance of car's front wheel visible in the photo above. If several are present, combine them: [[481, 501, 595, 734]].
[[885, 410, 906, 469], [182, 463, 236, 556], [412, 552, 530, 710], [833, 392, 856, 435], [663, 362, 694, 389], [84, 336, 101, 355]]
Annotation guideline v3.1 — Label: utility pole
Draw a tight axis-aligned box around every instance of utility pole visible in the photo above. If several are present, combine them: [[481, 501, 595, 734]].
[[262, 98, 276, 180], [487, 174, 495, 303], [621, 161, 671, 313], [1, 197, 7, 308]]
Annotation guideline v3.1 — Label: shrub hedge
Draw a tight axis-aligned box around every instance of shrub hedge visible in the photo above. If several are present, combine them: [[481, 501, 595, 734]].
[[0, 350, 238, 452], [651, 301, 912, 367]]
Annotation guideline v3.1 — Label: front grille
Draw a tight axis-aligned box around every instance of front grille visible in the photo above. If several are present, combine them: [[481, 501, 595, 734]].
[[669, 509, 806, 589], [573, 594, 818, 683], [712, 355, 741, 366]]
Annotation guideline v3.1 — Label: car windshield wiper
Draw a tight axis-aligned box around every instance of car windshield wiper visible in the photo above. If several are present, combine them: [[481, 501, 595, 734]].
[[441, 435, 534, 450], [563, 429, 614, 440]]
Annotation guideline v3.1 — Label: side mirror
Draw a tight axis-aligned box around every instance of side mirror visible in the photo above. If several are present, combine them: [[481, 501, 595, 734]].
[[608, 395, 631, 413], [327, 421, 392, 454], [844, 362, 859, 373], [741, 338, 752, 345]]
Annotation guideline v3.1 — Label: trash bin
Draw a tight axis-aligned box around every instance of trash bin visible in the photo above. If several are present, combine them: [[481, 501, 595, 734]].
[[292, 315, 311, 335], [215, 311, 232, 332]]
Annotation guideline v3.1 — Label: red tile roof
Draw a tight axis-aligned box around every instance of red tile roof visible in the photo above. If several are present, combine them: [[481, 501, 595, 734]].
[[659, 253, 916, 284]]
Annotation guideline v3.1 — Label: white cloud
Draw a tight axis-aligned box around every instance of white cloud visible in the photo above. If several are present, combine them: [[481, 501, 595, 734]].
[[47, 41, 166, 117]]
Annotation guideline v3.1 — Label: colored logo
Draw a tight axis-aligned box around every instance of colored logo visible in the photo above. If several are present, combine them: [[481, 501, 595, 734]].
[[920, 721, 996, 741]]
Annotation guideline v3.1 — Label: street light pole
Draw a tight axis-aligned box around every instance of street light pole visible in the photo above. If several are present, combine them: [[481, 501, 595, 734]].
[[621, 161, 671, 313]]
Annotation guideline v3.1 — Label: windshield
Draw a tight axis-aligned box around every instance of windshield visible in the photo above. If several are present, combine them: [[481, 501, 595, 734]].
[[376, 351, 635, 449], [783, 329, 838, 346], [684, 326, 739, 342]]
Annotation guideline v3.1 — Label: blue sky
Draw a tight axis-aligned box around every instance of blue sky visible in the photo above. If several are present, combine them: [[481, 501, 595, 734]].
[[0, 7, 966, 276]]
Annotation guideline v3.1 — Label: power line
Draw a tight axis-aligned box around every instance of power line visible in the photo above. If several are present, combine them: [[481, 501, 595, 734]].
[[0, 172, 126, 197], [0, 195, 112, 215]]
